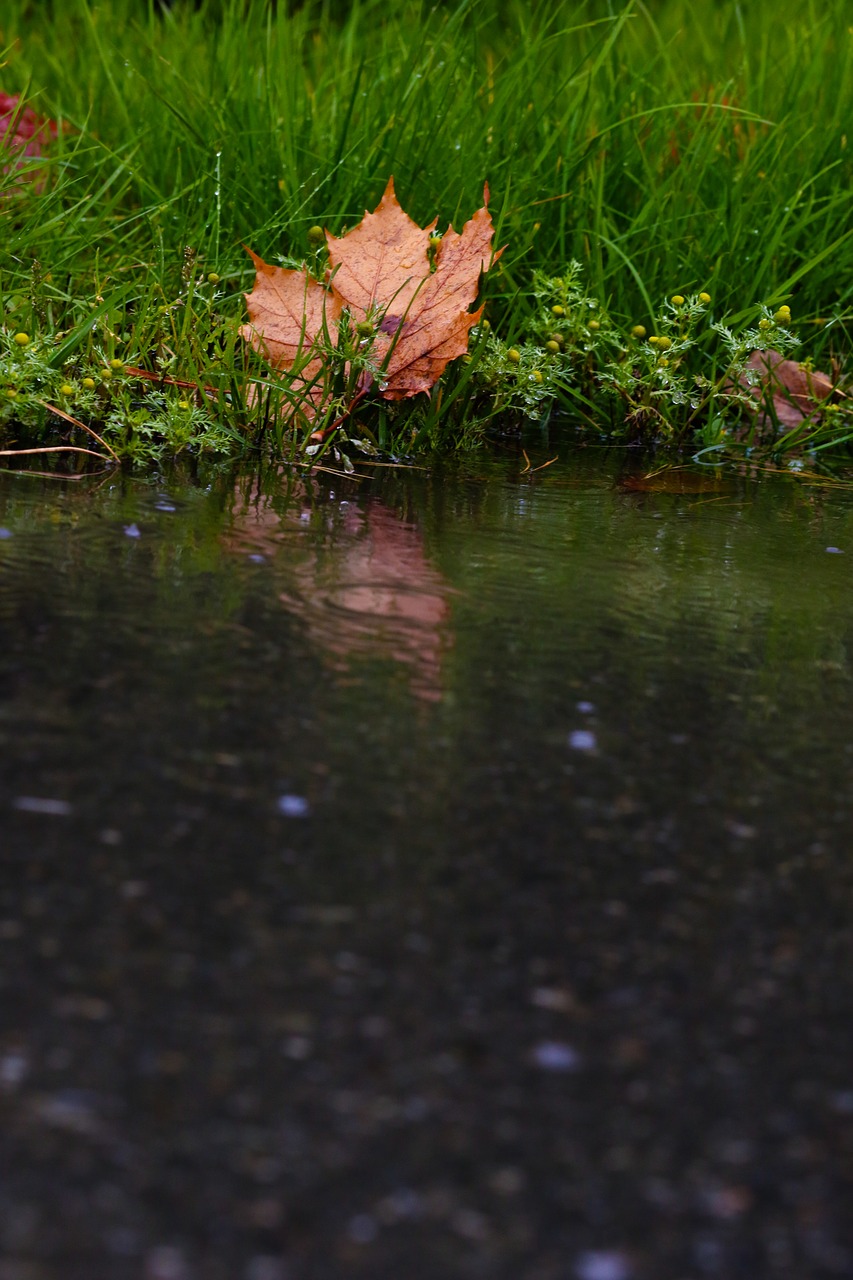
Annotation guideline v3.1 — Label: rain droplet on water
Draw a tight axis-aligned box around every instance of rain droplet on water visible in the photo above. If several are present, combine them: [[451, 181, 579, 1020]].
[[531, 1041, 581, 1072], [575, 1252, 632, 1280], [277, 794, 310, 818]]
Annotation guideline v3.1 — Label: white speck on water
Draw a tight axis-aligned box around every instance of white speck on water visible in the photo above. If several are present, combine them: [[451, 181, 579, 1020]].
[[347, 1213, 377, 1244], [106, 1225, 140, 1257], [531, 986, 573, 1011], [568, 729, 597, 752], [402, 1094, 429, 1121], [575, 1251, 632, 1280], [0, 527, 12, 539], [277, 794, 310, 818], [13, 796, 72, 816], [377, 1187, 423, 1222], [576, 701, 596, 714], [34, 1089, 103, 1136], [155, 502, 176, 512], [826, 546, 843, 554], [144, 1245, 191, 1280], [726, 820, 756, 840], [120, 880, 147, 900], [282, 1035, 312, 1061], [124, 523, 141, 539], [642, 867, 679, 885], [0, 1050, 29, 1089], [531, 1040, 581, 1072], [245, 1258, 285, 1280], [451, 1207, 489, 1241]]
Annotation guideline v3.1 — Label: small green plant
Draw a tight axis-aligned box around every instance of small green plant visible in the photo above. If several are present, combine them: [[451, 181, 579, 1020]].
[[460, 268, 850, 461]]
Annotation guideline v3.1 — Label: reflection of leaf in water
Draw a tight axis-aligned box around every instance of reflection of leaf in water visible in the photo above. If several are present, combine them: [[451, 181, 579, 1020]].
[[224, 483, 451, 702]]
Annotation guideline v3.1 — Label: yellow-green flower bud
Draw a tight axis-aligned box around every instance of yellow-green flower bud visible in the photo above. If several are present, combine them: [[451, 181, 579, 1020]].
[[648, 335, 660, 346], [60, 383, 74, 396], [179, 400, 190, 410], [631, 325, 646, 339], [588, 319, 601, 331], [109, 358, 124, 371], [307, 225, 325, 246], [670, 295, 685, 306], [699, 292, 711, 304], [428, 236, 442, 251], [551, 305, 565, 317], [13, 332, 29, 347], [656, 336, 672, 351], [546, 340, 560, 353], [6, 388, 17, 398], [355, 320, 374, 338], [507, 348, 521, 364], [82, 377, 96, 390], [758, 318, 772, 331], [207, 272, 220, 285], [102, 369, 112, 381], [773, 309, 790, 325], [531, 370, 544, 384]]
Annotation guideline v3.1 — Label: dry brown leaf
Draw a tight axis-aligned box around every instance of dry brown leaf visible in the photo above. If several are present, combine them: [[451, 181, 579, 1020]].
[[736, 349, 837, 431], [241, 178, 500, 408]]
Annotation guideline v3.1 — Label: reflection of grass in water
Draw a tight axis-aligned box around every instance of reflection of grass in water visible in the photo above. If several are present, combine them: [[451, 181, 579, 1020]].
[[0, 0, 850, 459]]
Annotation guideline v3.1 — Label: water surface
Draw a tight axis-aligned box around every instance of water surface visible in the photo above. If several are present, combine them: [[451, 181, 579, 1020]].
[[1, 447, 852, 1279]]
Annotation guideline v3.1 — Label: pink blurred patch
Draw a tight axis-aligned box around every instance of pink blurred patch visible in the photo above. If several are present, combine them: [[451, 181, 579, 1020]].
[[1, 92, 59, 189]]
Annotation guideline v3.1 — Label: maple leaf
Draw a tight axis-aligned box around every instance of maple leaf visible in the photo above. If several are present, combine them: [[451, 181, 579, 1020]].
[[241, 178, 501, 410]]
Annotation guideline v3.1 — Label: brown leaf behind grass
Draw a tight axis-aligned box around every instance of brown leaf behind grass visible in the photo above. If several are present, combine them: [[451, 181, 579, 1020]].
[[735, 349, 838, 431]]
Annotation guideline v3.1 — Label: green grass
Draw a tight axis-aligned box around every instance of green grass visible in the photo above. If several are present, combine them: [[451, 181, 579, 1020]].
[[0, 0, 851, 462]]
